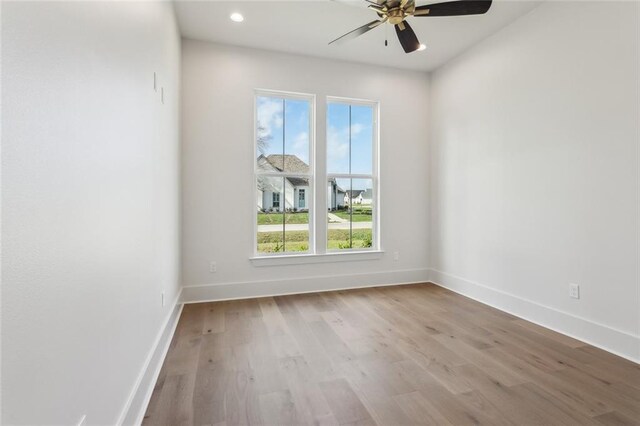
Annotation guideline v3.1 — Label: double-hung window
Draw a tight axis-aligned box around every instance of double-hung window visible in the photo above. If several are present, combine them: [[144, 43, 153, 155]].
[[326, 98, 378, 251], [254, 90, 378, 257], [255, 90, 314, 254]]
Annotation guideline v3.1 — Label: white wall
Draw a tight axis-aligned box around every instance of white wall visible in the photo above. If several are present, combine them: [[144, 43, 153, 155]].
[[181, 41, 430, 298], [429, 1, 639, 361], [1, 1, 181, 424]]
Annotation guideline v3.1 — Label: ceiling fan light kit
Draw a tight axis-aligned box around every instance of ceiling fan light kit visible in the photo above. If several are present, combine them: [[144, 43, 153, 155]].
[[329, 0, 492, 53]]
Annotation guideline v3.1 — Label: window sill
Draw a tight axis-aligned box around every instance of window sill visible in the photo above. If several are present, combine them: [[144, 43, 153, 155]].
[[250, 250, 384, 267]]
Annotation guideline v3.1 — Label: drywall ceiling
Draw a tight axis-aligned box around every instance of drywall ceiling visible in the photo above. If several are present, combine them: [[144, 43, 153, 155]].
[[174, 0, 541, 71]]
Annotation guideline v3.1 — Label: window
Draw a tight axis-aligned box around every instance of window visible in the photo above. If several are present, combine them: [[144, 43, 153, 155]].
[[255, 90, 313, 254], [254, 90, 378, 258], [327, 98, 377, 251]]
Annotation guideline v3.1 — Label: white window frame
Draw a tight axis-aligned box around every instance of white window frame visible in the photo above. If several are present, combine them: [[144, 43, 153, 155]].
[[251, 91, 382, 265], [326, 96, 380, 253], [253, 89, 315, 258]]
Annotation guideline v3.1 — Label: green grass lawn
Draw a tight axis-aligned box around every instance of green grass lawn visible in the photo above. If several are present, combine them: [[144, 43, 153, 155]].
[[332, 212, 372, 222], [257, 229, 372, 253], [258, 210, 374, 225], [257, 230, 309, 252], [327, 229, 372, 249], [332, 206, 373, 223], [257, 212, 309, 225]]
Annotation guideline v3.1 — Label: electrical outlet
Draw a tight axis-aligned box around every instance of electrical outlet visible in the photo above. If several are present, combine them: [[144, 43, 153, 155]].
[[569, 283, 580, 299], [393, 251, 400, 261], [77, 415, 86, 426], [161, 291, 165, 307], [210, 262, 217, 273]]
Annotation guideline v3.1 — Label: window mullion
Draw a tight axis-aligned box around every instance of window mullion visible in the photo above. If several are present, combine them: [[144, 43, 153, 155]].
[[282, 98, 286, 253], [281, 177, 286, 253]]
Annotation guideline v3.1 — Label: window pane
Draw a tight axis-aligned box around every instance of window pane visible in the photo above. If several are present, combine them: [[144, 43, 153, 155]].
[[328, 178, 351, 250], [284, 177, 310, 253], [256, 96, 284, 172], [327, 103, 350, 174], [284, 99, 310, 173], [327, 103, 374, 175], [327, 178, 373, 250], [351, 179, 373, 249], [257, 176, 284, 253], [256, 176, 311, 254], [257, 96, 311, 175], [350, 105, 374, 175]]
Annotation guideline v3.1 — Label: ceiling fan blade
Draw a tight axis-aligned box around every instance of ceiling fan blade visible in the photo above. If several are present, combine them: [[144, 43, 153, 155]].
[[329, 19, 385, 45], [414, 0, 492, 17], [394, 21, 421, 53]]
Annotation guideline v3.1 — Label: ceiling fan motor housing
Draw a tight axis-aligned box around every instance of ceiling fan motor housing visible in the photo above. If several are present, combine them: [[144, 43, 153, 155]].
[[387, 8, 406, 25]]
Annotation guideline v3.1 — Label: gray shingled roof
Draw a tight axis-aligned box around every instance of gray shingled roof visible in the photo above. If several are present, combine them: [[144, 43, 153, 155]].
[[287, 177, 308, 186], [266, 154, 309, 174]]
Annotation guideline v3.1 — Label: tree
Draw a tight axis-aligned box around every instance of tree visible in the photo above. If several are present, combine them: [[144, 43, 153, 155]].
[[257, 122, 270, 156], [256, 122, 272, 194]]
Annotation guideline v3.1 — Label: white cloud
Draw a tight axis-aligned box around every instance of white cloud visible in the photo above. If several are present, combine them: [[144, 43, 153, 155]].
[[351, 123, 364, 136], [257, 98, 283, 138], [327, 123, 365, 162], [290, 131, 309, 163], [327, 126, 349, 163]]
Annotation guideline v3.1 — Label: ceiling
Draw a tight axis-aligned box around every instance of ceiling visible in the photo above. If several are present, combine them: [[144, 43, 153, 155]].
[[174, 0, 541, 72]]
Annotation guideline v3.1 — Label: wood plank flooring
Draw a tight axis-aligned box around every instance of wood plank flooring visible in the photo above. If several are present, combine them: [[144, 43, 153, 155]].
[[143, 283, 640, 426]]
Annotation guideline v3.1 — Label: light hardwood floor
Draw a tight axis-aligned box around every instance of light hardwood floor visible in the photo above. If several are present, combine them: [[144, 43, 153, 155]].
[[143, 283, 640, 426]]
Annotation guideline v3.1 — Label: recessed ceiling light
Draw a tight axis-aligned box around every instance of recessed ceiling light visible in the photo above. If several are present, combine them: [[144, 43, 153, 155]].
[[417, 44, 427, 51], [230, 12, 244, 23]]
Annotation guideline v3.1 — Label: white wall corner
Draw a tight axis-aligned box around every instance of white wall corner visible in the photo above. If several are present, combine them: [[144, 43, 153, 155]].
[[428, 269, 640, 364]]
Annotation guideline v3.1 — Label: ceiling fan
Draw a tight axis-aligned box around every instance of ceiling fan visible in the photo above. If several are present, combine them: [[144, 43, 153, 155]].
[[329, 0, 493, 53]]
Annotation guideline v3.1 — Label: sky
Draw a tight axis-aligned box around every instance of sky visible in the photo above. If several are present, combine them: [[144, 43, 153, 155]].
[[257, 96, 373, 181]]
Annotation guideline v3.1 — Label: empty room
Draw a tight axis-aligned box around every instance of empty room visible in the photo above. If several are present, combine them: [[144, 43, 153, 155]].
[[1, 0, 639, 424]]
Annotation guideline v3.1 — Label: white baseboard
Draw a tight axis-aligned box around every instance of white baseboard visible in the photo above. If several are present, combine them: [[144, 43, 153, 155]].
[[428, 268, 640, 364], [117, 291, 184, 426], [181, 268, 431, 303]]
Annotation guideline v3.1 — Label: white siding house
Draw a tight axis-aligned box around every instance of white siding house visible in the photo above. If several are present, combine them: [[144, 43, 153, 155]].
[[257, 154, 310, 212], [328, 179, 346, 210], [361, 188, 373, 205], [344, 188, 373, 206]]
